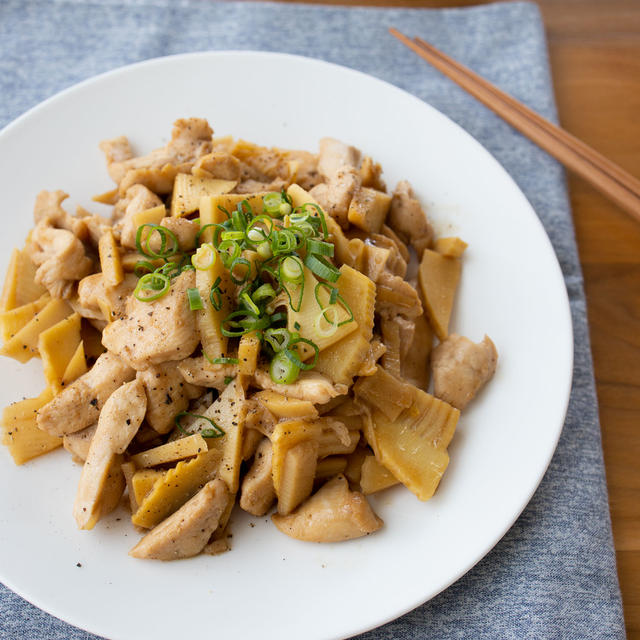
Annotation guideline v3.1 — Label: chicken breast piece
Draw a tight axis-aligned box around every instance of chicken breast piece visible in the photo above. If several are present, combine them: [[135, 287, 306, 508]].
[[102, 271, 199, 369], [137, 362, 203, 434], [37, 351, 135, 436], [73, 379, 147, 529], [310, 166, 360, 229], [63, 423, 98, 463], [432, 334, 498, 410], [26, 220, 93, 299], [177, 357, 236, 389], [33, 190, 87, 238], [101, 118, 213, 186], [317, 138, 361, 180], [253, 369, 348, 405], [388, 180, 434, 256], [272, 474, 382, 542], [240, 438, 276, 517], [116, 184, 164, 249], [129, 479, 229, 561], [75, 272, 138, 322]]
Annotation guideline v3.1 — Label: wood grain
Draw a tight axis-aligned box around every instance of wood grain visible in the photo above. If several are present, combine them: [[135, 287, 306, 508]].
[[266, 0, 640, 636]]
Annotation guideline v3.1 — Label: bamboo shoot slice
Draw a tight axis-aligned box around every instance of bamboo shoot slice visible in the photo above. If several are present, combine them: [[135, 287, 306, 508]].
[[170, 174, 237, 217], [0, 294, 50, 343], [1, 389, 62, 464], [418, 249, 462, 341], [0, 298, 72, 363], [371, 386, 459, 501], [276, 439, 318, 515], [360, 455, 399, 494], [131, 434, 208, 468], [38, 312, 82, 393], [98, 229, 124, 288]]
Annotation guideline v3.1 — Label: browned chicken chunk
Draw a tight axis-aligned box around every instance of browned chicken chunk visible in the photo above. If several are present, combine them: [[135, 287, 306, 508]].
[[432, 334, 498, 410], [239, 438, 276, 516], [129, 479, 229, 560], [37, 351, 135, 436], [310, 167, 360, 229], [102, 271, 199, 369], [137, 362, 203, 434], [73, 378, 147, 529], [272, 474, 382, 542], [388, 180, 434, 256], [26, 220, 93, 299], [253, 369, 347, 405], [316, 138, 361, 180], [100, 118, 213, 186]]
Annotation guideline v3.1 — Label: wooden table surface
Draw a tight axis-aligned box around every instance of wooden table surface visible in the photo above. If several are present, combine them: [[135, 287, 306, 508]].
[[283, 0, 640, 636]]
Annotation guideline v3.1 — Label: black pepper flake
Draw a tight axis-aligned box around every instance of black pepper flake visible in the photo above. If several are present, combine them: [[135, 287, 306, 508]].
[[165, 394, 173, 405], [76, 562, 82, 568], [126, 419, 131, 425], [89, 398, 98, 407]]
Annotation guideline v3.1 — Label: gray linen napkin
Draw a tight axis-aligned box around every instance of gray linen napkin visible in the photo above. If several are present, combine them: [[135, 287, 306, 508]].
[[0, 1, 626, 638]]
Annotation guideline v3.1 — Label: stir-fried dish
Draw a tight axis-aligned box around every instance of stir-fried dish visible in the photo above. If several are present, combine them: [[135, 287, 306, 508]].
[[0, 118, 497, 560]]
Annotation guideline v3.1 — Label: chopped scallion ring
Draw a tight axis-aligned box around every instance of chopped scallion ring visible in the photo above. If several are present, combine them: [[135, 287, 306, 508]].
[[209, 277, 223, 311], [191, 243, 217, 270], [285, 335, 319, 371], [264, 327, 291, 353], [187, 287, 204, 310], [229, 257, 251, 285], [315, 307, 339, 337], [211, 356, 239, 365], [133, 272, 170, 302], [252, 283, 276, 303], [240, 292, 260, 315], [269, 349, 300, 384], [135, 223, 179, 259], [174, 411, 225, 438], [306, 238, 334, 257], [304, 253, 340, 282], [280, 256, 304, 283]]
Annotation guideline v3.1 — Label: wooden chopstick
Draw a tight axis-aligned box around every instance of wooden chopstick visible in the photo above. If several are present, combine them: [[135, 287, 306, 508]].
[[389, 28, 640, 222]]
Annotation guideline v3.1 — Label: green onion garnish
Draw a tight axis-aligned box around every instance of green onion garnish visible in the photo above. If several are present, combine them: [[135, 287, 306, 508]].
[[209, 277, 223, 311], [285, 335, 319, 371], [306, 238, 334, 257], [175, 411, 225, 438], [212, 357, 239, 365], [304, 253, 340, 282], [264, 327, 291, 353], [269, 349, 300, 384], [240, 292, 260, 316], [187, 287, 204, 310], [224, 376, 234, 385], [280, 256, 304, 283], [134, 272, 170, 302], [135, 223, 179, 259]]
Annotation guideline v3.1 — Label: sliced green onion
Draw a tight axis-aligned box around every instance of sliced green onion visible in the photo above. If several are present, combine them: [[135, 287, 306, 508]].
[[175, 411, 225, 438], [314, 282, 354, 326], [221, 310, 261, 337], [209, 277, 223, 311], [133, 272, 170, 302], [279, 202, 292, 216], [218, 239, 241, 267], [263, 192, 284, 215], [229, 257, 251, 285], [134, 260, 156, 277], [285, 336, 319, 371], [224, 376, 234, 385], [240, 291, 260, 315], [306, 238, 334, 257], [195, 223, 217, 246], [191, 243, 217, 270], [293, 321, 301, 331], [252, 283, 276, 303], [257, 241, 272, 260], [315, 307, 339, 338], [187, 287, 204, 310], [245, 215, 274, 244], [269, 350, 300, 384], [280, 256, 304, 283], [304, 253, 340, 282], [297, 203, 329, 240], [135, 223, 179, 259], [269, 311, 287, 325], [221, 230, 245, 241], [212, 357, 239, 365], [264, 327, 291, 353]]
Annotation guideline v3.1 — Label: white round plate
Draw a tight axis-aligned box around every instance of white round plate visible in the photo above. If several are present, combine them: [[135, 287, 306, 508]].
[[0, 52, 572, 640]]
